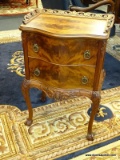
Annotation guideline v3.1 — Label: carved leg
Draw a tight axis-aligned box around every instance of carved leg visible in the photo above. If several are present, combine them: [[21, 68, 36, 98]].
[[87, 91, 101, 141], [26, 0, 28, 4], [40, 91, 46, 102], [22, 79, 33, 126]]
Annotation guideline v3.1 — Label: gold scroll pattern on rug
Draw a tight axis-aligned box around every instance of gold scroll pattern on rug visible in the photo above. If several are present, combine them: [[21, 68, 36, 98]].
[[7, 51, 25, 77], [0, 87, 120, 160]]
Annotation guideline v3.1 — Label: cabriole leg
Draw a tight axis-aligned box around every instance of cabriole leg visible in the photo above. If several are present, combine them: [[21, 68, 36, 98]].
[[87, 91, 101, 141], [21, 79, 33, 126]]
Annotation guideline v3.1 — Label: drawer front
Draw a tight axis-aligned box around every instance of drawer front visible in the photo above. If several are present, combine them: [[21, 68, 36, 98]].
[[27, 33, 99, 65], [29, 58, 95, 90]]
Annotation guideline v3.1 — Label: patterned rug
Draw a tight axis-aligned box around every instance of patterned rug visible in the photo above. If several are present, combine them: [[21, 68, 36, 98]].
[[0, 30, 21, 44], [72, 140, 120, 159], [0, 87, 120, 160], [0, 0, 43, 15], [107, 35, 120, 61]]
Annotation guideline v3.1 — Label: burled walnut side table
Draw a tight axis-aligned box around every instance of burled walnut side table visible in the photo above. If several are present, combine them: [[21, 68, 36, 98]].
[[19, 9, 114, 140]]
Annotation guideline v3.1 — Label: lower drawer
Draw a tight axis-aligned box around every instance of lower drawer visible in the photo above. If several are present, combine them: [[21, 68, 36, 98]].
[[29, 58, 95, 90]]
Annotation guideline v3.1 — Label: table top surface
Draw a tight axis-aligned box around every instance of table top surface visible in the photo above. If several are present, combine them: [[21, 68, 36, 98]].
[[20, 9, 115, 39]]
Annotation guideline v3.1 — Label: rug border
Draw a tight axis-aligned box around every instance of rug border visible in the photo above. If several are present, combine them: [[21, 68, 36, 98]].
[[71, 140, 120, 160]]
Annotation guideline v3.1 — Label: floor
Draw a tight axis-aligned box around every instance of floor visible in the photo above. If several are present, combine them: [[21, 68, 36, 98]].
[[0, 15, 24, 31]]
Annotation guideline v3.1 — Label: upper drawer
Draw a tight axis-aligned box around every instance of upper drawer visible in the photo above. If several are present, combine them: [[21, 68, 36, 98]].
[[27, 33, 99, 65], [29, 58, 95, 90]]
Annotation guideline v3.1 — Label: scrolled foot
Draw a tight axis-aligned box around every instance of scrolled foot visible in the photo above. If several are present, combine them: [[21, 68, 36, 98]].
[[86, 133, 94, 141], [24, 118, 33, 126]]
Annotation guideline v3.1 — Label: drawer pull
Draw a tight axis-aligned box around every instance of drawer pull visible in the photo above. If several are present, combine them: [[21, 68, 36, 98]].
[[34, 68, 40, 77], [84, 50, 91, 59], [81, 76, 89, 84], [33, 44, 39, 53]]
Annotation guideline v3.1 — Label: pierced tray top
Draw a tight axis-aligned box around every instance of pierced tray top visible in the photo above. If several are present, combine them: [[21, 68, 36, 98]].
[[19, 8, 115, 39]]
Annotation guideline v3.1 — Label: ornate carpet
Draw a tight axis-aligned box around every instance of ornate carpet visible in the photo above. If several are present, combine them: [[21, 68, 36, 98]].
[[107, 35, 120, 61], [0, 0, 43, 15], [0, 30, 21, 44], [72, 140, 120, 159], [0, 87, 120, 160]]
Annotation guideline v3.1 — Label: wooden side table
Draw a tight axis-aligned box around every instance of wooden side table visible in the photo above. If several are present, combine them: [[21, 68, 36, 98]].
[[19, 9, 114, 140]]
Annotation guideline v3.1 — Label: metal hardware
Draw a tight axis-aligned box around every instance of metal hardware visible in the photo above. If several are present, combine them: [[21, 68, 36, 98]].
[[84, 50, 91, 59], [34, 68, 40, 77], [81, 76, 88, 84], [33, 44, 39, 53]]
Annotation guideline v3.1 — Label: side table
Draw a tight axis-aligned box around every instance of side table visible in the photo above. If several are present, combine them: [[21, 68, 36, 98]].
[[19, 9, 114, 140]]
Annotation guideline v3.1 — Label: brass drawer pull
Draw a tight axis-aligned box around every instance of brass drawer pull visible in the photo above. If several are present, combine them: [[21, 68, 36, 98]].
[[33, 44, 39, 53], [84, 50, 91, 59], [34, 68, 40, 77], [81, 76, 89, 84]]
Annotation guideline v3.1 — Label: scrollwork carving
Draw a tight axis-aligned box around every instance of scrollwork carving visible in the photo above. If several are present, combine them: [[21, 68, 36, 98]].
[[22, 9, 40, 24], [22, 79, 93, 101]]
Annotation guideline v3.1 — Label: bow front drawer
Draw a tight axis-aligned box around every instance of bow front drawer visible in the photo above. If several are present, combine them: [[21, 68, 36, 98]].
[[27, 33, 99, 66], [29, 58, 95, 90]]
